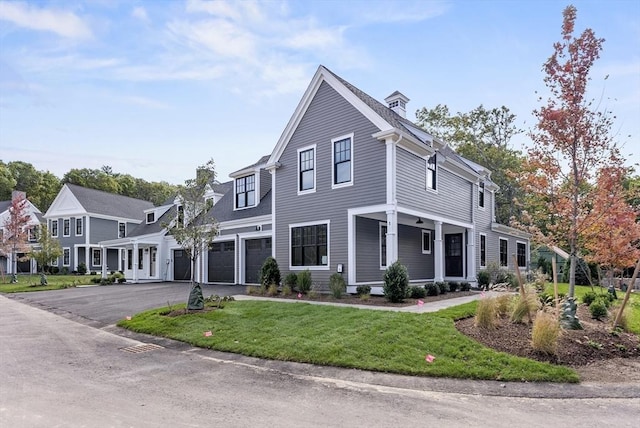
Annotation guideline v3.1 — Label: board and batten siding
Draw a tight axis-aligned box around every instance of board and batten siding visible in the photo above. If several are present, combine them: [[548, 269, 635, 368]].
[[396, 148, 472, 224], [274, 81, 387, 287]]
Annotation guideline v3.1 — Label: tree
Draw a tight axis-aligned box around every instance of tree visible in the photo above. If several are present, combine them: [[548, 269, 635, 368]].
[[0, 193, 31, 275], [29, 224, 63, 274], [520, 5, 624, 297], [168, 159, 218, 310], [415, 104, 525, 224]]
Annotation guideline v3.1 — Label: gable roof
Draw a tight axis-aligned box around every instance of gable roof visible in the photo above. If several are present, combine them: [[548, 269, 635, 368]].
[[230, 155, 270, 178], [65, 184, 155, 221]]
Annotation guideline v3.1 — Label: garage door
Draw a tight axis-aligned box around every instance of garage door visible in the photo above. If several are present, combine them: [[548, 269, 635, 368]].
[[208, 241, 235, 283], [173, 249, 191, 281], [245, 238, 271, 284]]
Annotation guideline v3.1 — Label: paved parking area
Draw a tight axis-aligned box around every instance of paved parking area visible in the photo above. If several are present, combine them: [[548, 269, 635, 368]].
[[6, 282, 242, 327]]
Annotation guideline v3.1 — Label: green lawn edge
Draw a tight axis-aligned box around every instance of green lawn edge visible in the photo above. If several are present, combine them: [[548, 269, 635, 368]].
[[118, 300, 579, 383]]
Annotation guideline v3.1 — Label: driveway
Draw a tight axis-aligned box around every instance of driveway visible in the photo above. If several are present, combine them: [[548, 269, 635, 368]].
[[7, 282, 242, 327]]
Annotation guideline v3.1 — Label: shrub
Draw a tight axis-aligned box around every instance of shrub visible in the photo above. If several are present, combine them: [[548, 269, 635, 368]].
[[448, 281, 460, 292], [382, 261, 409, 303], [495, 294, 513, 318], [281, 284, 293, 296], [90, 271, 96, 275], [259, 257, 281, 288], [77, 262, 87, 275], [329, 273, 346, 299], [477, 270, 490, 287], [266, 283, 278, 296], [425, 283, 439, 296], [475, 297, 497, 329], [460, 281, 471, 291], [100, 277, 113, 286], [589, 299, 608, 320], [531, 311, 561, 355], [117, 277, 126, 284], [90, 276, 101, 284], [436, 281, 448, 294], [246, 285, 260, 295], [408, 285, 426, 299], [297, 269, 312, 294], [356, 284, 371, 296], [582, 291, 598, 306], [61, 267, 69, 275], [510, 288, 540, 324], [284, 272, 298, 287]]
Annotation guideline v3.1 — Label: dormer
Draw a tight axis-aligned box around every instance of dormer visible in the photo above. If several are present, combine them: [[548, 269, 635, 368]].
[[229, 155, 270, 211], [384, 91, 410, 119]]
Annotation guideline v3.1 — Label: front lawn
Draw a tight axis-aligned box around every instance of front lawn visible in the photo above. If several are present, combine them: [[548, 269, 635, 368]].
[[0, 274, 93, 293], [119, 300, 578, 383]]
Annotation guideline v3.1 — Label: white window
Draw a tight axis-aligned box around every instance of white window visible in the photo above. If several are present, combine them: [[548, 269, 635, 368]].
[[235, 175, 256, 209], [517, 241, 527, 268], [380, 223, 387, 269], [51, 219, 58, 237], [297, 145, 316, 194], [28, 226, 38, 242], [76, 218, 83, 236], [480, 234, 487, 268], [422, 230, 432, 254], [426, 154, 437, 191], [146, 212, 155, 224], [63, 219, 70, 237], [63, 248, 70, 266], [92, 249, 101, 266], [118, 222, 126, 239], [289, 220, 329, 270], [332, 134, 353, 188], [478, 182, 485, 208], [499, 238, 508, 267]]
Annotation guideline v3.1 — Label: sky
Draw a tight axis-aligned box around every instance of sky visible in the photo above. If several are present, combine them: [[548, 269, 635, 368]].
[[1, 0, 639, 185]]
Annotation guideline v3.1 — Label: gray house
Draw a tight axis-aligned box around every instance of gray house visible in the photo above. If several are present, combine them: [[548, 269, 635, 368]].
[[0, 191, 43, 274], [265, 65, 528, 293], [44, 184, 154, 273]]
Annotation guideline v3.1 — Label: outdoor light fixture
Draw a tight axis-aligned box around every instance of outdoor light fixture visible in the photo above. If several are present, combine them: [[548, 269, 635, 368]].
[[416, 217, 424, 224]]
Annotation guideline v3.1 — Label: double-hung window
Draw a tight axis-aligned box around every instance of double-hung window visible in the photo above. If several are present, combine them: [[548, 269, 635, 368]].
[[517, 242, 527, 268], [380, 223, 387, 268], [118, 222, 126, 239], [146, 212, 155, 224], [76, 218, 83, 236], [51, 220, 58, 237], [63, 219, 70, 237], [236, 175, 255, 209], [426, 154, 437, 191], [92, 249, 101, 266], [480, 234, 487, 267], [332, 134, 353, 187], [63, 248, 70, 266], [298, 146, 315, 193], [499, 238, 508, 267], [290, 222, 328, 268], [478, 182, 485, 208]]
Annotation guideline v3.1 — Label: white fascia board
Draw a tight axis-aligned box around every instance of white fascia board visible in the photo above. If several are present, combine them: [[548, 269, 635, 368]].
[[267, 65, 392, 168], [398, 206, 474, 229], [491, 222, 531, 239], [43, 185, 85, 218], [218, 214, 272, 230], [373, 128, 434, 158]]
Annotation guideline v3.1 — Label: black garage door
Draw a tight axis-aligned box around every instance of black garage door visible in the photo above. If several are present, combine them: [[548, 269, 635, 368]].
[[173, 249, 191, 281], [245, 238, 271, 284], [208, 241, 235, 283]]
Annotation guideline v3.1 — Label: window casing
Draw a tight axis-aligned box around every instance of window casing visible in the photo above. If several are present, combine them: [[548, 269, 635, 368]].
[[51, 220, 58, 237], [118, 222, 126, 239], [92, 249, 101, 266], [517, 242, 527, 268], [380, 223, 387, 269], [421, 230, 432, 254], [332, 134, 353, 188], [499, 238, 508, 267], [28, 226, 38, 242], [127, 249, 133, 270], [177, 205, 184, 228], [235, 175, 256, 209], [298, 146, 316, 193], [63, 219, 70, 237], [146, 212, 155, 224], [76, 218, 83, 236], [478, 182, 485, 208], [63, 248, 70, 266], [138, 248, 143, 270], [480, 234, 487, 268], [290, 222, 328, 268], [426, 154, 437, 191]]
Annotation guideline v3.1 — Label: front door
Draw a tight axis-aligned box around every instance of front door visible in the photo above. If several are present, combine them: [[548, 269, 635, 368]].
[[445, 233, 464, 277]]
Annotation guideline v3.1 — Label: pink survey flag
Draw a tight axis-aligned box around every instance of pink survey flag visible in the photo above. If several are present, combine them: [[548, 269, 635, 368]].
[[204, 331, 213, 337], [297, 293, 302, 299], [126, 316, 132, 321], [417, 300, 424, 307], [425, 354, 435, 363]]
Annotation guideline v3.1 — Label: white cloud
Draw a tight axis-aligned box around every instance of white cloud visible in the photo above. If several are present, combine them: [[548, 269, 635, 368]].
[[0, 2, 92, 39], [131, 6, 149, 22], [168, 18, 257, 60], [357, 0, 450, 24]]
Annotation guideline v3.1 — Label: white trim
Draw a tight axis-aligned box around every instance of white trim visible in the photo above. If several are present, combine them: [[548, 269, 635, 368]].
[[62, 247, 70, 267], [118, 222, 126, 239], [270, 169, 276, 258], [379, 222, 387, 270], [218, 215, 272, 230], [479, 233, 487, 268], [62, 218, 70, 237], [233, 173, 258, 211], [425, 154, 438, 193], [288, 219, 330, 271], [235, 230, 272, 284], [516, 240, 528, 268], [499, 237, 509, 267], [331, 133, 354, 189], [75, 217, 83, 236], [421, 229, 432, 254], [478, 181, 486, 210], [397, 206, 474, 229], [297, 144, 317, 195], [51, 219, 59, 237]]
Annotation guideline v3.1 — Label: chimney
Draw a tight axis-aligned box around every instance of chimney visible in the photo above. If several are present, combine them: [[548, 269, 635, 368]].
[[384, 91, 409, 119]]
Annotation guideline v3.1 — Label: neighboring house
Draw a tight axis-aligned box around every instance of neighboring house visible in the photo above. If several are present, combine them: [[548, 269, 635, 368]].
[[0, 191, 43, 274], [265, 65, 529, 294], [44, 184, 154, 274]]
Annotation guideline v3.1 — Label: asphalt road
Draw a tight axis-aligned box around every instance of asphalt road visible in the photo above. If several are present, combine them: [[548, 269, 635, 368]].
[[2, 284, 640, 427]]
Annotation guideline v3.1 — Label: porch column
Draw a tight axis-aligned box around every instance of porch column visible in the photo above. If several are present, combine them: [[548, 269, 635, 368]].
[[466, 228, 476, 282], [434, 221, 444, 282], [132, 241, 139, 283], [385, 209, 398, 266], [85, 246, 90, 272], [100, 246, 107, 277]]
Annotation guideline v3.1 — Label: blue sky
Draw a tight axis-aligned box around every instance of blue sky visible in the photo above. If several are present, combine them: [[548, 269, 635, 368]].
[[1, 0, 639, 185]]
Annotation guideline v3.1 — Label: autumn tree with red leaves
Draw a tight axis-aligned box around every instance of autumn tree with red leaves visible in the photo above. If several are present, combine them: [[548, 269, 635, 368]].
[[0, 193, 32, 276], [519, 5, 627, 297]]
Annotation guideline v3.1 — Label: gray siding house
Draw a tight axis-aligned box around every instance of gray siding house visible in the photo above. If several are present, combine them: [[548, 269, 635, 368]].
[[265, 65, 528, 293], [0, 191, 43, 274]]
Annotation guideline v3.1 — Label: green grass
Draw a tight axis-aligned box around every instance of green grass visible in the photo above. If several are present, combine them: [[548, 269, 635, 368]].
[[119, 300, 578, 383], [544, 283, 640, 334], [0, 274, 93, 293]]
